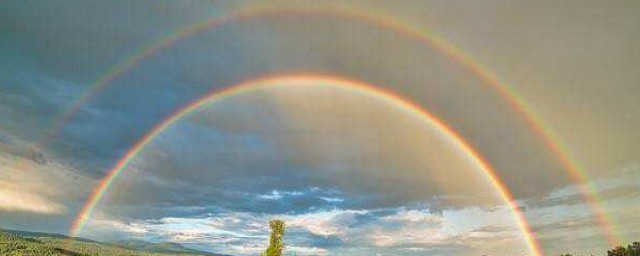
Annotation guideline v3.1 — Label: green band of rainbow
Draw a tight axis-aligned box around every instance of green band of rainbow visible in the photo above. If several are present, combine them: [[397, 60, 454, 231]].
[[69, 74, 542, 255]]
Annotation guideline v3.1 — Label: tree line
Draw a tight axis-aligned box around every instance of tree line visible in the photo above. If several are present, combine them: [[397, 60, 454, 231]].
[[560, 242, 640, 256]]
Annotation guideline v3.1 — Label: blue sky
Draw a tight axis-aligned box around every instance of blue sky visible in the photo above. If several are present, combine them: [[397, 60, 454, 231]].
[[1, 1, 639, 256]]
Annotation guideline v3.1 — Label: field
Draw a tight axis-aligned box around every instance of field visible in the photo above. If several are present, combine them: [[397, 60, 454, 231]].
[[0, 230, 225, 256]]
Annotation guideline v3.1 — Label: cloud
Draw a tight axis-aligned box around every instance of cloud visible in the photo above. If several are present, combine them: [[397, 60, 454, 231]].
[[0, 139, 93, 218], [520, 165, 640, 254], [99, 84, 509, 218], [257, 190, 304, 201], [526, 165, 640, 210], [2, 0, 576, 201], [83, 205, 528, 256], [0, 185, 65, 214]]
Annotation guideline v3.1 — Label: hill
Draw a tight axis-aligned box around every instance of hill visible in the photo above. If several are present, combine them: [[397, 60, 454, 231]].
[[0, 229, 229, 256], [112, 239, 224, 255]]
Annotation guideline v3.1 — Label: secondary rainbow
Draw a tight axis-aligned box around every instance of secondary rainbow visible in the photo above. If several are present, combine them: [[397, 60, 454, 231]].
[[56, 6, 618, 245], [70, 74, 542, 255]]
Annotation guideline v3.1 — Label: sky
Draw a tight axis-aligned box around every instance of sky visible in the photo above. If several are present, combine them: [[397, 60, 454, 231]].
[[0, 1, 639, 256]]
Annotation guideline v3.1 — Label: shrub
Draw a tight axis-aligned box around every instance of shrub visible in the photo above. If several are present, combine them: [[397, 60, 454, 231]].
[[261, 219, 286, 256]]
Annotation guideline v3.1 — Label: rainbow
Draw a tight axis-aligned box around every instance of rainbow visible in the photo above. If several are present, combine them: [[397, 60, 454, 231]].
[[69, 75, 542, 255], [56, 6, 619, 246]]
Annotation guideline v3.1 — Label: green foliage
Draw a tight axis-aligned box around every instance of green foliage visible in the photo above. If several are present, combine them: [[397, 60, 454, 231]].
[[557, 242, 640, 256], [0, 230, 220, 256], [261, 220, 286, 256], [607, 242, 640, 256], [0, 231, 69, 256]]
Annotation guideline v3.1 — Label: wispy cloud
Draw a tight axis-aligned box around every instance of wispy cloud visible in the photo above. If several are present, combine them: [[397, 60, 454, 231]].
[[0, 185, 65, 214], [81, 205, 529, 256], [257, 190, 304, 201], [0, 141, 92, 215]]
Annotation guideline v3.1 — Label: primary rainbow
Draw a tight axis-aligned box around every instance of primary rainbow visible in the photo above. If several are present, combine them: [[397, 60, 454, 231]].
[[69, 74, 542, 255], [55, 5, 619, 246]]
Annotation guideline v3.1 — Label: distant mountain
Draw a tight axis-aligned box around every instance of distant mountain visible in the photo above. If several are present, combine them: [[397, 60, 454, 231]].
[[1, 228, 98, 243], [113, 239, 229, 256], [0, 229, 230, 256]]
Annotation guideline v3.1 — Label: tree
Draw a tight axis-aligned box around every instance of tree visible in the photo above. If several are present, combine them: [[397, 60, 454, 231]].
[[608, 242, 640, 256], [627, 242, 640, 256], [261, 219, 286, 256], [608, 246, 626, 256]]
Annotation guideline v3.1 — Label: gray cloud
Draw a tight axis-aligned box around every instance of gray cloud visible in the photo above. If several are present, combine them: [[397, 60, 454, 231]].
[[98, 85, 509, 218], [2, 0, 573, 197], [1, 1, 639, 256], [0, 138, 94, 233]]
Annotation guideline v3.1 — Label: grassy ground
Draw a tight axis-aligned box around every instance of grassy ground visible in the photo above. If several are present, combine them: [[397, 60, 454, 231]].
[[0, 230, 221, 256]]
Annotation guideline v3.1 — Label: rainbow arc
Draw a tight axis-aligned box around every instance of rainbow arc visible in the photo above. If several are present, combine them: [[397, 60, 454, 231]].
[[22, 6, 616, 253], [69, 75, 543, 255]]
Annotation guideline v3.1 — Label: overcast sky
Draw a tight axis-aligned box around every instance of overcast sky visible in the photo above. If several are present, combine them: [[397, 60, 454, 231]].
[[1, 1, 639, 256]]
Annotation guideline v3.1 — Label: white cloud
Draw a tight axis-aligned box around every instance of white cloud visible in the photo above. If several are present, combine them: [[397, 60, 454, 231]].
[[319, 196, 344, 203], [82, 206, 530, 256], [0, 144, 92, 215], [523, 164, 640, 254], [257, 190, 304, 201], [0, 185, 65, 214]]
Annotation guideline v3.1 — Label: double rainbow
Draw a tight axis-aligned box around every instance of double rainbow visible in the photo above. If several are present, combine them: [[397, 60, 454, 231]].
[[37, 6, 620, 255]]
